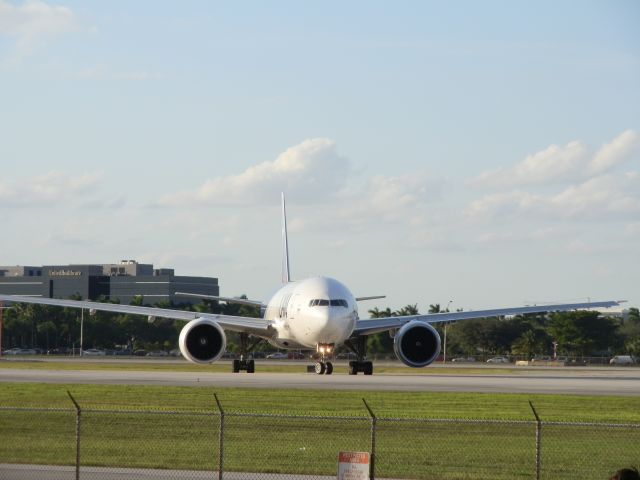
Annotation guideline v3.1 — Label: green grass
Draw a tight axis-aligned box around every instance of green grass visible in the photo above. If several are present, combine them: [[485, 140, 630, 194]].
[[1, 382, 640, 422], [1, 383, 638, 479]]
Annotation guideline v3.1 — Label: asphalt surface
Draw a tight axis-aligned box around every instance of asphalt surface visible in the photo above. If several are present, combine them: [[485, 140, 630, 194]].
[[1, 363, 639, 395], [0, 464, 333, 480]]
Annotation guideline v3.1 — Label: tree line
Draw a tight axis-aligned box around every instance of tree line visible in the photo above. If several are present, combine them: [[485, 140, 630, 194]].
[[1, 296, 638, 359]]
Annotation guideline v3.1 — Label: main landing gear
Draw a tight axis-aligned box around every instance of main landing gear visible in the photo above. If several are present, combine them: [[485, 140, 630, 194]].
[[232, 333, 262, 373], [344, 336, 374, 375]]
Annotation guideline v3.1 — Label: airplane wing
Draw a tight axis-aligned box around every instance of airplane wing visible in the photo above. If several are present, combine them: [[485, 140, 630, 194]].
[[353, 300, 624, 336], [174, 292, 265, 308], [0, 294, 274, 337]]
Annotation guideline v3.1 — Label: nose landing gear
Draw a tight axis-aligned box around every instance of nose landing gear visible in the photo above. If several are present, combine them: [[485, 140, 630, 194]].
[[314, 361, 334, 375], [314, 343, 335, 375]]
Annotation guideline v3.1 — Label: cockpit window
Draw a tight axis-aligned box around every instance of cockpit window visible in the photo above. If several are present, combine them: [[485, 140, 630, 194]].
[[309, 299, 348, 307]]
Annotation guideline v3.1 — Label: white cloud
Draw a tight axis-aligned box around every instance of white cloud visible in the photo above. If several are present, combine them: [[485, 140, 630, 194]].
[[549, 172, 640, 218], [336, 172, 442, 227], [466, 172, 640, 221], [160, 138, 349, 206], [0, 0, 76, 52], [587, 129, 639, 175], [469, 130, 638, 188], [0, 171, 103, 206], [469, 141, 588, 188]]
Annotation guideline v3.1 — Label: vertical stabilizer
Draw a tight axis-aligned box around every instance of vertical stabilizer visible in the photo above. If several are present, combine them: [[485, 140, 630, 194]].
[[281, 192, 291, 284]]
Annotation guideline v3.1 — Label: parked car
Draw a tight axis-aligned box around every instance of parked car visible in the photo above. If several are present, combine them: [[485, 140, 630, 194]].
[[82, 349, 106, 356], [336, 352, 356, 360], [487, 356, 509, 364], [451, 357, 476, 363], [266, 352, 288, 359], [530, 356, 552, 364], [4, 348, 36, 355], [146, 351, 168, 357], [610, 355, 635, 365]]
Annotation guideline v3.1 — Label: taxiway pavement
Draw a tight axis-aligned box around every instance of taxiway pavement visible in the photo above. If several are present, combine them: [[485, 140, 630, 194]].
[[1, 365, 639, 395]]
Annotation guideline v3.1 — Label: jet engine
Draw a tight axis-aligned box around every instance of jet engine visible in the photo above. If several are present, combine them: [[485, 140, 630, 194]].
[[393, 321, 441, 368], [178, 318, 227, 364]]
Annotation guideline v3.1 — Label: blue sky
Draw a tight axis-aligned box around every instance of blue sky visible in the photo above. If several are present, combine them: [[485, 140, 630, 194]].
[[1, 1, 638, 311]]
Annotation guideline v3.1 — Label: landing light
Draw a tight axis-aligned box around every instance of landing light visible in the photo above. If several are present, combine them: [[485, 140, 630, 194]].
[[317, 344, 333, 354]]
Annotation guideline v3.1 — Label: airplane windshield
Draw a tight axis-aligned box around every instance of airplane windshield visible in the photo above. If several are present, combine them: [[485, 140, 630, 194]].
[[308, 299, 348, 307]]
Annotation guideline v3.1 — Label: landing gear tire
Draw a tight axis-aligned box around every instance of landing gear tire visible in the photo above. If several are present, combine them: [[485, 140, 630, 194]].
[[232, 358, 256, 373], [364, 361, 373, 375], [348, 360, 373, 375], [314, 362, 326, 375], [325, 362, 333, 375]]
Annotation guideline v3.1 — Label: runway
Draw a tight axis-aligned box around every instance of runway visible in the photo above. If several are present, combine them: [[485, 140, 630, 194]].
[[1, 365, 639, 395]]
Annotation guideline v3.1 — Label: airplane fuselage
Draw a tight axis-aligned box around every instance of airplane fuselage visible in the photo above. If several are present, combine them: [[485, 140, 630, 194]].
[[262, 276, 358, 351]]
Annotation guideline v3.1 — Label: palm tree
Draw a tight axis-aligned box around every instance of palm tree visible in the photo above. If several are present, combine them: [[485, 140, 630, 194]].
[[396, 304, 419, 316], [368, 307, 392, 318]]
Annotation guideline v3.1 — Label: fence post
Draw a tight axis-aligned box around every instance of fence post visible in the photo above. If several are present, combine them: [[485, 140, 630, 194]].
[[214, 393, 225, 480], [529, 401, 541, 480], [67, 391, 81, 480], [362, 398, 376, 480]]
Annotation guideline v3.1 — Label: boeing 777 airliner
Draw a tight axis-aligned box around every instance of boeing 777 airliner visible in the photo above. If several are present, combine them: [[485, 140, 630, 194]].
[[0, 194, 622, 375]]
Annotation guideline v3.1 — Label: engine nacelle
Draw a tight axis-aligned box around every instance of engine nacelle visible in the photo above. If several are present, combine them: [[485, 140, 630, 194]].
[[393, 321, 441, 368], [178, 318, 227, 365]]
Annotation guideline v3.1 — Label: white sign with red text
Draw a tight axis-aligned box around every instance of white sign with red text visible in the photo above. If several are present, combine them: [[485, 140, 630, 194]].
[[337, 451, 370, 480]]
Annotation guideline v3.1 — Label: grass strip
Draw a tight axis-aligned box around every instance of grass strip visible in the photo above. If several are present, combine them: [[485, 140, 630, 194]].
[[0, 383, 638, 479]]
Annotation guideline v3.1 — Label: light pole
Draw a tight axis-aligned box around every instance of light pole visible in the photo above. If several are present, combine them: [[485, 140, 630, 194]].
[[79, 309, 84, 356]]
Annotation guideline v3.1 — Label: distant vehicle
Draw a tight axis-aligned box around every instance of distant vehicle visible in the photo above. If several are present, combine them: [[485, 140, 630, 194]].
[[487, 356, 509, 364], [113, 349, 132, 356], [451, 357, 476, 363], [336, 352, 356, 360], [82, 349, 106, 356], [288, 352, 306, 359], [47, 347, 70, 355], [530, 356, 552, 364], [266, 352, 288, 359], [133, 349, 147, 356], [610, 355, 635, 365], [146, 351, 168, 357], [168, 349, 182, 357], [4, 348, 36, 355]]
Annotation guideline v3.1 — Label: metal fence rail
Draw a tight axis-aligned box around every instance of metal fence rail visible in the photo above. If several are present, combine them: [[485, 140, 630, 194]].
[[1, 396, 638, 480]]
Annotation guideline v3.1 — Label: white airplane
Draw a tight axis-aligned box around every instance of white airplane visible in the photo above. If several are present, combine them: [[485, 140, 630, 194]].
[[0, 194, 623, 375]]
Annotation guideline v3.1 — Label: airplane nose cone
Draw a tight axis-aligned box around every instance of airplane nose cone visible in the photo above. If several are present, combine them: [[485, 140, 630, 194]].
[[310, 308, 352, 343]]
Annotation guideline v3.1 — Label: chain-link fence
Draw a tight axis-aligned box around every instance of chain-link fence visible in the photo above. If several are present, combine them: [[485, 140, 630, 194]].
[[1, 394, 638, 480]]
